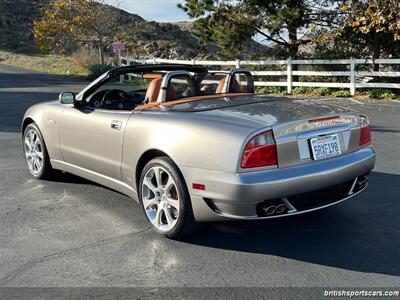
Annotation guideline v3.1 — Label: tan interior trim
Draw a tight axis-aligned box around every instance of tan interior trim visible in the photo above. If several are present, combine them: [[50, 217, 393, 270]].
[[137, 93, 254, 110], [143, 73, 163, 79]]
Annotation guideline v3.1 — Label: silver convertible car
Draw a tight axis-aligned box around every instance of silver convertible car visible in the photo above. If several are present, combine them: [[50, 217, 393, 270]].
[[22, 64, 375, 238]]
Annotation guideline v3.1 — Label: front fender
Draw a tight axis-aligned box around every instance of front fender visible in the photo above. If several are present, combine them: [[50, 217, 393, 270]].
[[22, 101, 65, 162]]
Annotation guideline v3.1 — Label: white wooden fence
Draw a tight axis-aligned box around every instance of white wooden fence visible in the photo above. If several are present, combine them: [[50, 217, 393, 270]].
[[121, 57, 400, 96]]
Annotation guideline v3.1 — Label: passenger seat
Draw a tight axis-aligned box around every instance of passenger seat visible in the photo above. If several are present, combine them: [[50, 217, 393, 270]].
[[145, 78, 163, 103], [216, 78, 226, 94]]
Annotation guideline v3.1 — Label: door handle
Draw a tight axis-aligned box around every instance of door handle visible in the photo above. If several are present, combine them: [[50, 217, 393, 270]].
[[110, 120, 122, 130]]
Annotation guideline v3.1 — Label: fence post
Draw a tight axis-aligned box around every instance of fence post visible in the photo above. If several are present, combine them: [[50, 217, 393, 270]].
[[287, 58, 293, 94], [236, 59, 241, 69], [192, 59, 196, 65], [152, 57, 157, 64], [350, 58, 356, 96]]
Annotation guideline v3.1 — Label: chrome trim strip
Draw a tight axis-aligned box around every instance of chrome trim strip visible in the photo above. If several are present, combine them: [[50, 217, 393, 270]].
[[209, 183, 368, 220], [282, 197, 297, 213], [348, 177, 358, 195], [296, 124, 356, 139]]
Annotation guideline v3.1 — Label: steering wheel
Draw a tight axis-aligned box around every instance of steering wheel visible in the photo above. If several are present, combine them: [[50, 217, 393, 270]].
[[101, 89, 133, 109]]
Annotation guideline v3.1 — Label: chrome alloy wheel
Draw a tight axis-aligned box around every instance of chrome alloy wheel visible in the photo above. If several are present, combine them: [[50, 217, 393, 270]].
[[141, 166, 180, 232], [24, 129, 44, 175]]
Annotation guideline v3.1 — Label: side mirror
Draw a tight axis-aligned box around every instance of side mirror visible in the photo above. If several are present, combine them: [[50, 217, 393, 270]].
[[59, 92, 76, 104]]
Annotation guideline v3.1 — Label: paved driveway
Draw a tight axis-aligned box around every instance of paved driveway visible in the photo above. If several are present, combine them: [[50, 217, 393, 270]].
[[0, 64, 399, 290]]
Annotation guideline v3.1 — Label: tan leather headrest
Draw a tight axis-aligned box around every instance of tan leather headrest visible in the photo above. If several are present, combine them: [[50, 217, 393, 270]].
[[143, 73, 162, 79], [145, 78, 162, 103]]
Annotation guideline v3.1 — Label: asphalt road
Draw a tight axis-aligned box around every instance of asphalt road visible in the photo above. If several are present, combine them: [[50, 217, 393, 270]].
[[0, 64, 399, 291]]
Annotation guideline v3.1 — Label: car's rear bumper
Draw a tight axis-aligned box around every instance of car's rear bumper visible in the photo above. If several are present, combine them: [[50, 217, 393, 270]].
[[180, 146, 375, 222]]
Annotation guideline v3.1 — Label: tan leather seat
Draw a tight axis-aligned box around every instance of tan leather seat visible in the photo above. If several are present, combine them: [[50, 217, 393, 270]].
[[215, 78, 226, 94], [145, 78, 163, 103], [216, 78, 242, 94]]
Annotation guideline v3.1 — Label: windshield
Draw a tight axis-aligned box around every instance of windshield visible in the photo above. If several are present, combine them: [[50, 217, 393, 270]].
[[86, 73, 156, 103]]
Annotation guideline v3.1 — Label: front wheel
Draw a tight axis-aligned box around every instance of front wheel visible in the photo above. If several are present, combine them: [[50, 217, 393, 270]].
[[23, 123, 54, 179], [139, 157, 196, 238]]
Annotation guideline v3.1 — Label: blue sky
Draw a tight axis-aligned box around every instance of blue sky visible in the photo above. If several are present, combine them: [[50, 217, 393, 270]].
[[105, 0, 190, 22]]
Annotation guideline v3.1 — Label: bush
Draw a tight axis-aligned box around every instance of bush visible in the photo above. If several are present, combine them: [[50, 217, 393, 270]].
[[368, 89, 395, 99], [72, 47, 100, 69], [257, 86, 286, 95], [313, 87, 331, 96], [87, 64, 114, 80], [334, 90, 350, 97], [292, 87, 310, 95]]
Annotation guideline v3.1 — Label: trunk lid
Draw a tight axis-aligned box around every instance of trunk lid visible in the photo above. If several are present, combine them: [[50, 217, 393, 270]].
[[163, 95, 363, 168], [271, 113, 362, 168], [162, 95, 353, 126]]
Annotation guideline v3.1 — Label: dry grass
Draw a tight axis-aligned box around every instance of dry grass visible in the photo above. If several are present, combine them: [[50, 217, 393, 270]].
[[0, 51, 88, 76]]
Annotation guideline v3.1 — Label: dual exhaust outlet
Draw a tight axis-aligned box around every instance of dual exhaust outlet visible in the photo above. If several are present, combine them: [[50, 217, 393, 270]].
[[258, 197, 297, 217], [260, 202, 288, 216]]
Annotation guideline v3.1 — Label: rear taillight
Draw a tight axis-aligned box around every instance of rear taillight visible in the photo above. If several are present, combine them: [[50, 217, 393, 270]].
[[240, 130, 277, 168], [359, 115, 371, 146]]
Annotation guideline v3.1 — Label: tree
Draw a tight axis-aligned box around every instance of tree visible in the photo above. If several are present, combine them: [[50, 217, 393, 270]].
[[339, 0, 400, 67], [34, 0, 121, 64], [178, 0, 341, 59]]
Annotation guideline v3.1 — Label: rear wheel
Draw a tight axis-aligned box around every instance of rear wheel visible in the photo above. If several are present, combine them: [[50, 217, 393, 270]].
[[139, 157, 196, 238], [23, 123, 53, 179]]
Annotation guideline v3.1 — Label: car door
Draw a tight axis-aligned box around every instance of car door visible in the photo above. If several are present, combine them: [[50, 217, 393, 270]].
[[59, 105, 132, 180]]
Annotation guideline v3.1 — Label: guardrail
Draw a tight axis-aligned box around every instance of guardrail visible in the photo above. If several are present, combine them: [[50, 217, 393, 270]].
[[121, 57, 400, 95]]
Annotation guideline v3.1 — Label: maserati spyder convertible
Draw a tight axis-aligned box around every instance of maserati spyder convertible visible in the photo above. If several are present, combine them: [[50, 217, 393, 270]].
[[22, 64, 375, 238]]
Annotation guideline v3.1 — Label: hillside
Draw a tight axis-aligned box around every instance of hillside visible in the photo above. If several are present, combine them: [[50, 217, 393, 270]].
[[0, 0, 264, 59], [0, 0, 45, 51]]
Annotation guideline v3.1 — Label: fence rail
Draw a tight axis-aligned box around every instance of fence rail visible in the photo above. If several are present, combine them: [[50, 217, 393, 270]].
[[121, 57, 400, 95]]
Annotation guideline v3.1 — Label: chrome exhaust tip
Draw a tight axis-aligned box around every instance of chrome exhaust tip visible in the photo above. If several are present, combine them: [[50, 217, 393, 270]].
[[261, 203, 287, 216], [275, 204, 286, 214]]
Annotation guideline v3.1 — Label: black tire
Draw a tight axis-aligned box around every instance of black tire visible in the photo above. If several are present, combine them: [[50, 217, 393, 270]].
[[23, 123, 54, 179], [139, 156, 197, 238]]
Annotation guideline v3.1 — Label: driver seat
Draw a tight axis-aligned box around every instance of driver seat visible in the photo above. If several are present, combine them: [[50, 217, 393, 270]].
[[145, 78, 163, 103]]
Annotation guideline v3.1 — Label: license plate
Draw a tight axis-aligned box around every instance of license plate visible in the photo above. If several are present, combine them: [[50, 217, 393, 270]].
[[310, 134, 341, 160]]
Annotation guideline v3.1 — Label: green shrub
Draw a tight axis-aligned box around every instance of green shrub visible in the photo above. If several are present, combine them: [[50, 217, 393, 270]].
[[257, 86, 286, 95], [292, 87, 310, 95], [334, 90, 350, 97], [368, 89, 395, 99], [87, 63, 114, 80], [313, 87, 331, 96]]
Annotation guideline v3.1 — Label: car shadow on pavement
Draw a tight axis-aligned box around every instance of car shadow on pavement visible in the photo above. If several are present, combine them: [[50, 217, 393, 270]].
[[181, 171, 400, 277], [46, 171, 99, 186]]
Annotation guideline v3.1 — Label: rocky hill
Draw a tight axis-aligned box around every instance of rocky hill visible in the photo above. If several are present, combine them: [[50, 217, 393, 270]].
[[0, 0, 264, 59], [0, 0, 44, 51]]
